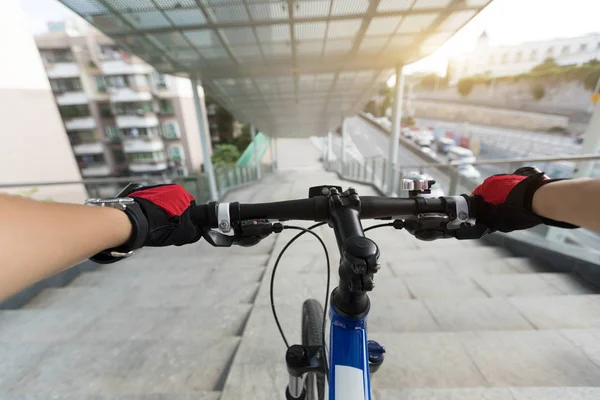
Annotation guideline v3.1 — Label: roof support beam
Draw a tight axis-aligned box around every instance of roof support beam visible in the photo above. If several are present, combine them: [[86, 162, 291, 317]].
[[108, 5, 482, 37]]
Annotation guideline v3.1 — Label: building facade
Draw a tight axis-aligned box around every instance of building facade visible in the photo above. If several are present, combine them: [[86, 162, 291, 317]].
[[449, 32, 600, 84], [34, 25, 207, 188], [0, 1, 86, 203]]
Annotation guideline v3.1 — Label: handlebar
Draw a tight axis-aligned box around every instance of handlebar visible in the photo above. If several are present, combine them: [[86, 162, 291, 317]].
[[190, 195, 474, 228]]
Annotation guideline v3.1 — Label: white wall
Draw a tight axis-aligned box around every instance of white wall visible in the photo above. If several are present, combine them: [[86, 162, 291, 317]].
[[0, 0, 86, 203]]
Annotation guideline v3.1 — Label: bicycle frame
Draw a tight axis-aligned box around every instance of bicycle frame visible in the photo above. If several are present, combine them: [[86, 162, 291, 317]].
[[329, 306, 371, 400]]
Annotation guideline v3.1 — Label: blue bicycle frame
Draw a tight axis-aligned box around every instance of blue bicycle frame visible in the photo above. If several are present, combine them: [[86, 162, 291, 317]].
[[328, 306, 371, 400]]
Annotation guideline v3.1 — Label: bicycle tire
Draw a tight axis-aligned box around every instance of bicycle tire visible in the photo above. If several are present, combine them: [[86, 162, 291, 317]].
[[302, 299, 326, 400]]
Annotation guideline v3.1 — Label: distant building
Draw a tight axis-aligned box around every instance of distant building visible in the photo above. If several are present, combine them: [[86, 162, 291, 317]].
[[449, 32, 600, 84], [34, 23, 208, 191]]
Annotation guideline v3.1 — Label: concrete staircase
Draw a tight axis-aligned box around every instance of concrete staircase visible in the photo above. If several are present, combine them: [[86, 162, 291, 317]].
[[1, 139, 599, 399]]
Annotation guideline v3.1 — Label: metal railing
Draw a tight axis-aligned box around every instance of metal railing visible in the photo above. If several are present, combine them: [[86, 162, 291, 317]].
[[0, 162, 275, 204], [326, 154, 600, 197]]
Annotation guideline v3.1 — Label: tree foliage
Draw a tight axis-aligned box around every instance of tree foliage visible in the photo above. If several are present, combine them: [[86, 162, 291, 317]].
[[211, 144, 240, 165], [420, 73, 439, 89], [363, 100, 378, 116], [457, 78, 474, 97], [530, 82, 546, 101]]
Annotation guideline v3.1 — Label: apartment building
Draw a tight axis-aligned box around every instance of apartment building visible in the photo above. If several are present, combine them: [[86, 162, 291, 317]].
[[34, 24, 207, 187]]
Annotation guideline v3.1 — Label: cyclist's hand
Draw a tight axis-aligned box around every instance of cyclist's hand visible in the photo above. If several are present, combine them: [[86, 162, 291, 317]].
[[471, 173, 549, 233], [128, 184, 202, 247]]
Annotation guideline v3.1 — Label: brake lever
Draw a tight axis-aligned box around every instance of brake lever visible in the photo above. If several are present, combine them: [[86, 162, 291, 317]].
[[202, 220, 284, 248]]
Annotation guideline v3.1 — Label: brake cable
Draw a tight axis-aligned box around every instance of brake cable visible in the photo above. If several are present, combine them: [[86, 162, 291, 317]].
[[270, 221, 330, 379]]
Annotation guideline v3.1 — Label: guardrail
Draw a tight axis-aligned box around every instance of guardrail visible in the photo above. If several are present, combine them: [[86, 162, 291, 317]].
[[0, 162, 275, 203]]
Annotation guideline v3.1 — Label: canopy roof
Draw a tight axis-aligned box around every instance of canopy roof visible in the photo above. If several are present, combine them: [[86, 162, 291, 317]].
[[59, 0, 492, 137]]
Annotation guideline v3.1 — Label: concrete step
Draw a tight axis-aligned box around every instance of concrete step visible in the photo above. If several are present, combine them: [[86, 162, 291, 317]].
[[370, 330, 600, 389], [24, 282, 259, 310], [375, 387, 600, 400], [70, 265, 265, 288], [3, 338, 240, 395], [1, 393, 221, 399], [0, 305, 251, 342]]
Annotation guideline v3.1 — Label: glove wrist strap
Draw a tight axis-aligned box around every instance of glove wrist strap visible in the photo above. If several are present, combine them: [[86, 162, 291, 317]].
[[90, 201, 149, 264]]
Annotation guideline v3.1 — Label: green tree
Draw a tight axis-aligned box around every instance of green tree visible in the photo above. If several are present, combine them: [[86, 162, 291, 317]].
[[530, 82, 545, 100], [457, 78, 474, 97], [211, 144, 240, 165], [363, 100, 378, 115], [531, 57, 558, 73], [420, 74, 439, 89]]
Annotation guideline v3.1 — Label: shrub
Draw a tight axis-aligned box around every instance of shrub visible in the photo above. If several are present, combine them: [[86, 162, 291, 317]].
[[211, 144, 240, 165], [530, 82, 545, 100], [457, 78, 474, 97], [547, 126, 569, 134]]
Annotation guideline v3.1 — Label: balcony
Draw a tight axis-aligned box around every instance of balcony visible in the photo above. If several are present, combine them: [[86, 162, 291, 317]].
[[122, 137, 165, 153], [115, 114, 159, 129], [72, 142, 104, 155], [45, 62, 80, 79], [80, 164, 111, 177], [128, 161, 168, 173], [108, 87, 153, 103], [100, 59, 153, 75], [55, 91, 88, 106], [64, 116, 96, 130]]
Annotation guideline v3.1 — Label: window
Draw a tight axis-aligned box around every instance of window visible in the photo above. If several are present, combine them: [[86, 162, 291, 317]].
[[68, 130, 99, 145], [530, 49, 537, 60], [105, 125, 119, 141], [126, 151, 166, 162], [501, 53, 508, 63], [98, 102, 113, 118], [120, 127, 159, 138], [580, 43, 588, 52], [113, 102, 153, 115], [112, 149, 126, 163], [158, 99, 174, 115], [95, 76, 106, 92], [50, 78, 82, 93], [561, 45, 570, 55], [59, 105, 90, 118], [597, 42, 600, 50], [168, 145, 184, 161], [105, 75, 127, 89], [77, 154, 105, 166], [488, 56, 495, 65], [99, 45, 126, 61], [546, 47, 554, 56], [515, 52, 522, 62], [40, 49, 74, 63], [162, 121, 180, 139], [152, 72, 167, 89]]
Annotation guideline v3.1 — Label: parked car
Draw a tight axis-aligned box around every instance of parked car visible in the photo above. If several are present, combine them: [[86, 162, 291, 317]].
[[457, 164, 481, 180], [414, 130, 434, 147], [436, 137, 456, 154], [402, 127, 415, 139], [447, 146, 476, 164], [420, 146, 437, 159]]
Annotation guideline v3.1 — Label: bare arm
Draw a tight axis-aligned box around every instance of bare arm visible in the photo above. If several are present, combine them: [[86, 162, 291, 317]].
[[0, 194, 132, 300], [532, 178, 600, 234]]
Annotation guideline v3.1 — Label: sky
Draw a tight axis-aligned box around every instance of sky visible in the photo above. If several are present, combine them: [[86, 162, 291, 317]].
[[20, 0, 600, 76]]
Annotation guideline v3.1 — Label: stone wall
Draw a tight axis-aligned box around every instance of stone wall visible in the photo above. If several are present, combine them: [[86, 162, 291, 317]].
[[411, 99, 569, 131]]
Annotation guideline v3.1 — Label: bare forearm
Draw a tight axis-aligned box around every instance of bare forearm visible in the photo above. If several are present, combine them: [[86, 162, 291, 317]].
[[532, 178, 600, 234], [0, 194, 132, 300]]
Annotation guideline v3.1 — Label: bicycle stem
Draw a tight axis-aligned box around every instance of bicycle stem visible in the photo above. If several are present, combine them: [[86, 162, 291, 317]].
[[327, 187, 380, 318]]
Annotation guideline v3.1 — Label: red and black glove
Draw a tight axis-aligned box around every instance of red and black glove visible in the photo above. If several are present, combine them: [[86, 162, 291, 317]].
[[471, 173, 577, 233], [127, 184, 203, 247], [90, 184, 202, 264]]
